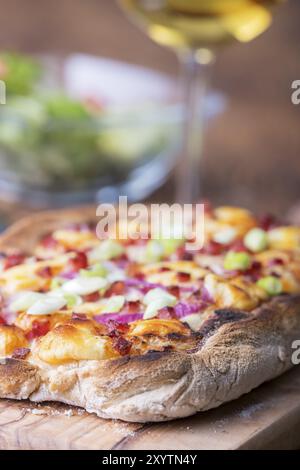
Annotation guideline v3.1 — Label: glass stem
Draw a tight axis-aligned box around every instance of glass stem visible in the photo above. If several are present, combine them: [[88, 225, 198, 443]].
[[176, 49, 214, 204]]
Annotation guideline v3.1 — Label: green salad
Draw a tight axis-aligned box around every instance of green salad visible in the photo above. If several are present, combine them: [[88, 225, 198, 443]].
[[0, 52, 173, 190]]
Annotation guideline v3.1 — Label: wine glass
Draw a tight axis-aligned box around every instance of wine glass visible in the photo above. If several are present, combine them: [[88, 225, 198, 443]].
[[118, 0, 285, 203]]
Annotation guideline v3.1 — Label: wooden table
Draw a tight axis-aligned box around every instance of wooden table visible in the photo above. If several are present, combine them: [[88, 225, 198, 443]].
[[1, 366, 300, 450]]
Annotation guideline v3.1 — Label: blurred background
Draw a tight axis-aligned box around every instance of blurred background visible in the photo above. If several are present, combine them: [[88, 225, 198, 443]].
[[0, 0, 299, 226]]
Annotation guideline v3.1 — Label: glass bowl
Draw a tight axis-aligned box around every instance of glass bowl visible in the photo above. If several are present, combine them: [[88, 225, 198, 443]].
[[0, 54, 225, 207]]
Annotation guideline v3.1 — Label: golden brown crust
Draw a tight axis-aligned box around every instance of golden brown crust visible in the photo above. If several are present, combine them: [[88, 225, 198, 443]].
[[0, 358, 40, 399], [0, 208, 300, 422], [0, 205, 98, 253]]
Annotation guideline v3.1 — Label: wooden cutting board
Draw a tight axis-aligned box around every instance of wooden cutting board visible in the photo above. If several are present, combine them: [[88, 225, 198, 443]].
[[1, 365, 300, 450]]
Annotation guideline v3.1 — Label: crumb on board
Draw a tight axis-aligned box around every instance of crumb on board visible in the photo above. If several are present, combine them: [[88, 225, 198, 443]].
[[237, 402, 266, 419], [22, 402, 86, 417]]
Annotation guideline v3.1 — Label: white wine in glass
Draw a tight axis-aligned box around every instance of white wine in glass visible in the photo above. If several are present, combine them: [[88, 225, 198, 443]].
[[119, 0, 285, 202]]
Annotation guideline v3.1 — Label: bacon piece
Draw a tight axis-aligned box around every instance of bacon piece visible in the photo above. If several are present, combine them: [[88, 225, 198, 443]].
[[68, 252, 88, 271], [107, 320, 129, 334], [127, 263, 144, 279], [12, 348, 30, 360], [83, 292, 101, 302], [3, 253, 25, 270], [112, 336, 132, 356], [72, 313, 87, 321], [202, 240, 224, 256], [40, 234, 58, 249], [107, 320, 129, 335], [107, 320, 130, 337], [163, 345, 174, 352], [167, 286, 180, 298], [268, 258, 284, 267], [36, 266, 53, 278], [105, 281, 125, 297], [126, 300, 141, 313], [181, 251, 194, 261], [0, 315, 6, 325], [159, 266, 171, 272], [244, 261, 262, 282], [258, 214, 278, 231], [26, 321, 50, 340], [177, 271, 191, 282], [157, 307, 176, 320], [229, 239, 247, 253]]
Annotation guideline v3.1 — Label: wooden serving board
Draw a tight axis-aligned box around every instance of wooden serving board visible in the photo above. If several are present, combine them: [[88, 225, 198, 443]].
[[1, 366, 300, 450]]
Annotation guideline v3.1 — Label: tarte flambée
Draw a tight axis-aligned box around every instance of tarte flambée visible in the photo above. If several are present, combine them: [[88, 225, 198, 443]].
[[0, 205, 300, 422]]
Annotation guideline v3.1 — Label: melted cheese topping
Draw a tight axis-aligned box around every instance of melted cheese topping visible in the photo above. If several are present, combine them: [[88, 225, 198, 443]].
[[33, 320, 115, 364], [128, 319, 189, 337], [0, 325, 28, 356]]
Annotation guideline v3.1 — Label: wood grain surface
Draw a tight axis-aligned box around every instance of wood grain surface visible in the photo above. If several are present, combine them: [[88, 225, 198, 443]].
[[1, 366, 300, 450]]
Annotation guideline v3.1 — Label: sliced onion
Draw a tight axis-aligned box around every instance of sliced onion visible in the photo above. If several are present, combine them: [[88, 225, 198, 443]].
[[95, 312, 143, 325], [174, 302, 205, 319], [101, 295, 125, 313], [27, 296, 67, 315], [181, 313, 203, 331], [60, 271, 77, 280], [10, 291, 44, 313], [88, 240, 124, 263], [62, 277, 108, 295], [125, 279, 163, 291], [200, 286, 214, 304], [143, 288, 176, 306]]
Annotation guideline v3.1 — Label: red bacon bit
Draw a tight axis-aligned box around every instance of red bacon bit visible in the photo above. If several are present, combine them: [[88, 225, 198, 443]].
[[270, 271, 280, 278], [107, 320, 130, 337], [230, 239, 247, 253], [177, 271, 191, 282], [157, 307, 176, 320], [167, 285, 180, 298], [258, 214, 278, 231], [112, 336, 132, 356], [83, 291, 101, 302], [105, 281, 125, 297], [26, 321, 50, 340], [159, 266, 171, 272], [127, 263, 144, 279], [72, 313, 87, 321], [36, 266, 53, 278], [12, 348, 30, 360], [244, 261, 262, 282], [181, 251, 194, 261], [0, 315, 6, 325], [3, 253, 25, 270], [118, 253, 129, 263], [68, 252, 88, 271], [41, 234, 58, 249], [202, 240, 224, 256], [188, 289, 202, 304], [268, 258, 284, 267], [126, 300, 141, 313]]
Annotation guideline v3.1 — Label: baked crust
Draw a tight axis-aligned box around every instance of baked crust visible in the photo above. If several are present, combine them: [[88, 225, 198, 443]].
[[0, 208, 300, 422]]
